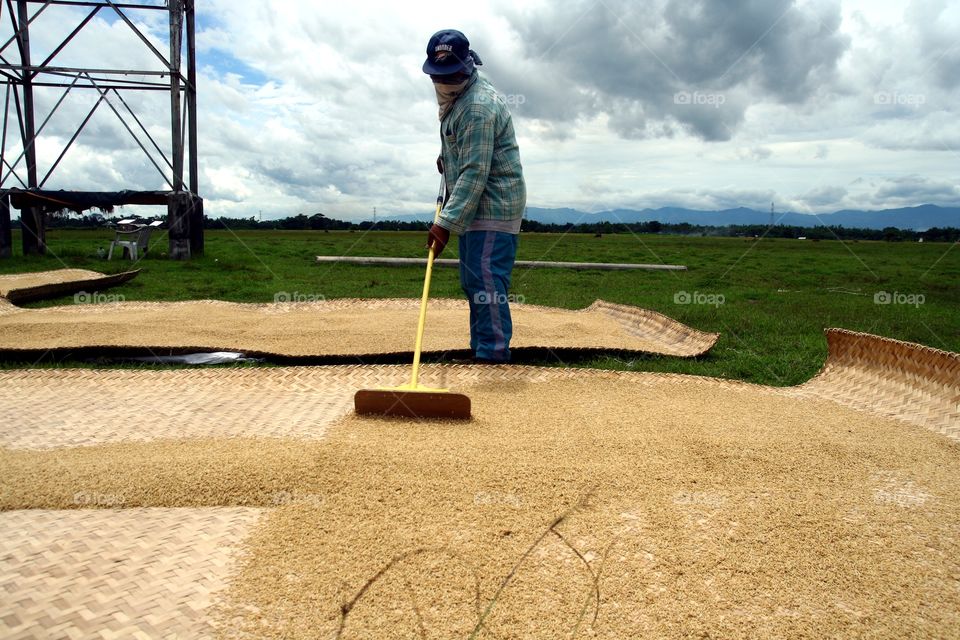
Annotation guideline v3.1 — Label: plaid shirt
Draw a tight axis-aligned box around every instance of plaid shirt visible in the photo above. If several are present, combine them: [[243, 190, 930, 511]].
[[436, 72, 526, 235]]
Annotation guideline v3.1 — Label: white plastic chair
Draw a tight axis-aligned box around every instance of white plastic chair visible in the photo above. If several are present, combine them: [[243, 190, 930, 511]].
[[108, 220, 163, 260]]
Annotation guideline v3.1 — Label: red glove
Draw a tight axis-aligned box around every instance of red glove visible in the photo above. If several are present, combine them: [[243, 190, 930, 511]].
[[427, 224, 450, 258]]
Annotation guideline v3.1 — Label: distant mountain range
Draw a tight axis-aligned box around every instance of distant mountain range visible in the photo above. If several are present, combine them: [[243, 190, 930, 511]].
[[523, 204, 958, 231], [383, 204, 958, 231]]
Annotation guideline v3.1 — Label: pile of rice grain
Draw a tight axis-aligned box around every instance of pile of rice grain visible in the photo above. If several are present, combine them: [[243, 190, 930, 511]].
[[0, 269, 106, 297], [3, 377, 958, 638], [0, 299, 711, 357]]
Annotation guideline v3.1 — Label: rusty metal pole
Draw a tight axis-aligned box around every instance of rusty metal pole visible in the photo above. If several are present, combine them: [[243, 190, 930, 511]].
[[16, 0, 44, 255], [166, 0, 190, 259], [0, 192, 11, 258], [185, 0, 202, 256], [0, 1, 203, 259], [185, 0, 197, 195], [168, 0, 183, 192]]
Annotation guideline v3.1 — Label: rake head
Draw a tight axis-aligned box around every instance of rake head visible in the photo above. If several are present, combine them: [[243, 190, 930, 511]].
[[353, 387, 471, 420]]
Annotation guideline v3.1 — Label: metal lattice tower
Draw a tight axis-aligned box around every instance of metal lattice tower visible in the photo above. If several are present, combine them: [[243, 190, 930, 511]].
[[0, 0, 202, 259]]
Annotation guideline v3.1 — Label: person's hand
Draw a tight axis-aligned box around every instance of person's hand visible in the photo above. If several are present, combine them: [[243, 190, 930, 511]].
[[427, 224, 450, 258], [436, 155, 444, 174]]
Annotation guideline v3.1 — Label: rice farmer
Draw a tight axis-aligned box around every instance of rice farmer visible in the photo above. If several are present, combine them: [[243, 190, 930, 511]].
[[423, 29, 526, 364]]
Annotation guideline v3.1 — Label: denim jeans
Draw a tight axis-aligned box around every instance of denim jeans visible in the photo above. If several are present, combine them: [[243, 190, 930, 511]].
[[458, 230, 519, 362]]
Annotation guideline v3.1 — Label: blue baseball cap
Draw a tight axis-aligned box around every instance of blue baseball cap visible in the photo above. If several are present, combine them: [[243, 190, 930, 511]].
[[422, 29, 483, 76]]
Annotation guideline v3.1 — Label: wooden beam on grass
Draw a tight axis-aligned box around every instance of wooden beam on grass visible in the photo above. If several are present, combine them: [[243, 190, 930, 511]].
[[315, 256, 686, 271]]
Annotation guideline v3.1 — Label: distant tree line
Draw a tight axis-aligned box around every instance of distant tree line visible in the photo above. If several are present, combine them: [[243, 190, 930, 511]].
[[520, 220, 960, 242], [204, 215, 959, 241], [23, 210, 960, 242], [37, 212, 111, 228], [204, 213, 428, 231]]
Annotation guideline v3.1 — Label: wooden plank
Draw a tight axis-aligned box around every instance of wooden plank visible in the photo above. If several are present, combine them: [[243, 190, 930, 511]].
[[315, 255, 686, 271], [8, 189, 171, 209]]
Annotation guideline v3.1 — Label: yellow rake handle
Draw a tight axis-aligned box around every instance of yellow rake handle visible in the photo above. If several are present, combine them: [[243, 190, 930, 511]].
[[410, 197, 443, 388]]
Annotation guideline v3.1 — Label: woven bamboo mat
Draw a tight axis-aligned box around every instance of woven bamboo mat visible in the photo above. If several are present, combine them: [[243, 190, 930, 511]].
[[0, 367, 355, 450], [1, 328, 956, 451], [0, 269, 104, 297], [0, 365, 753, 451], [785, 329, 960, 442], [0, 268, 139, 304], [1, 331, 958, 637], [0, 508, 262, 639], [0, 298, 719, 358]]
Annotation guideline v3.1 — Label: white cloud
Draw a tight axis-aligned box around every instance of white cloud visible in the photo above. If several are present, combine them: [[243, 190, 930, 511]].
[[1, 0, 957, 220]]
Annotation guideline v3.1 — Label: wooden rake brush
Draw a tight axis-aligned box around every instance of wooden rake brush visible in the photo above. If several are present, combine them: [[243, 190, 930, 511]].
[[353, 178, 471, 420]]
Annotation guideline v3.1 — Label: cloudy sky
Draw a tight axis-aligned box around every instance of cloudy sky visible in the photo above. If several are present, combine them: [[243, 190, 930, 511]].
[[4, 0, 959, 220]]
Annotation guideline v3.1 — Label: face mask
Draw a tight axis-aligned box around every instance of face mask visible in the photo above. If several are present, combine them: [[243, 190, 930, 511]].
[[434, 78, 469, 120]]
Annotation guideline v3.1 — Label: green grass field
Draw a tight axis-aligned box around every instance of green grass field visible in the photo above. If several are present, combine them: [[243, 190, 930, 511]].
[[1, 228, 957, 385]]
